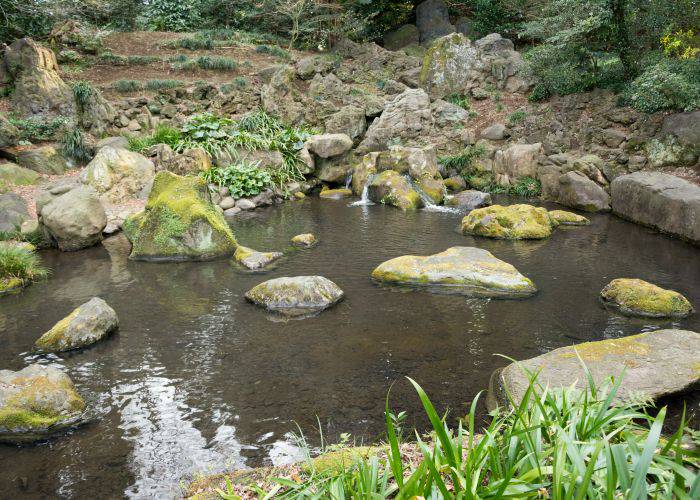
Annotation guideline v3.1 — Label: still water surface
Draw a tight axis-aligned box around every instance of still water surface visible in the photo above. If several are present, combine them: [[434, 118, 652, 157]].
[[1, 198, 699, 498]]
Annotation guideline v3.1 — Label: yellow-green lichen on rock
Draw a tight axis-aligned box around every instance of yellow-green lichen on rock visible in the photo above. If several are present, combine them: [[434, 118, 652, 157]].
[[291, 233, 317, 248], [303, 446, 385, 474], [415, 176, 445, 204], [0, 364, 86, 443], [123, 171, 237, 261], [319, 187, 353, 199], [367, 170, 423, 210], [600, 278, 694, 318], [461, 204, 553, 239], [233, 245, 282, 270], [548, 210, 590, 226], [245, 276, 344, 317]]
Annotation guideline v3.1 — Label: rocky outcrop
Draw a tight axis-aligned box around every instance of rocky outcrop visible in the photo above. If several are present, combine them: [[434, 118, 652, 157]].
[[35, 297, 119, 352], [0, 193, 30, 234], [367, 170, 423, 210], [461, 204, 553, 239], [490, 329, 700, 408], [37, 183, 107, 251], [123, 172, 237, 261], [0, 364, 86, 444], [17, 146, 68, 175], [416, 0, 455, 43], [492, 143, 542, 183], [0, 162, 39, 186], [245, 276, 344, 317], [610, 172, 700, 245], [150, 145, 211, 176], [234, 245, 283, 270], [0, 114, 19, 149], [295, 54, 338, 80], [446, 190, 492, 209], [646, 110, 700, 167], [372, 246, 536, 298], [600, 278, 693, 318], [80, 146, 154, 203], [324, 106, 367, 144], [291, 233, 317, 248], [2, 38, 74, 117], [556, 171, 611, 212], [306, 134, 353, 159], [260, 66, 309, 125]]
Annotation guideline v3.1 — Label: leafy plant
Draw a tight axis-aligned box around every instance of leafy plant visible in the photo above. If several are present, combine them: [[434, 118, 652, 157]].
[[439, 144, 487, 172], [72, 81, 95, 113], [8, 116, 68, 142], [445, 93, 470, 110], [61, 128, 92, 164], [127, 125, 182, 153], [621, 57, 700, 113], [661, 29, 700, 60], [509, 176, 542, 197], [113, 79, 142, 93], [507, 110, 528, 125], [201, 160, 272, 198]]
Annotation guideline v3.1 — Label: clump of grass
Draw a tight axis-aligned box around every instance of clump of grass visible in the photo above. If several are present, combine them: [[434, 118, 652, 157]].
[[145, 79, 184, 91], [509, 175, 541, 197], [113, 80, 142, 93], [127, 125, 182, 153], [255, 44, 290, 59], [98, 51, 128, 65], [438, 143, 486, 172], [445, 93, 470, 109], [507, 110, 528, 125], [196, 56, 237, 71], [0, 245, 49, 294], [61, 128, 92, 164], [170, 36, 214, 50], [72, 81, 95, 113], [171, 58, 199, 71]]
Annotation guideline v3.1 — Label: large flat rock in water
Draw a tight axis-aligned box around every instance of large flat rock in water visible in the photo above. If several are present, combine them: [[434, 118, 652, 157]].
[[490, 329, 700, 408], [611, 172, 700, 245], [371, 246, 536, 298], [245, 276, 344, 317]]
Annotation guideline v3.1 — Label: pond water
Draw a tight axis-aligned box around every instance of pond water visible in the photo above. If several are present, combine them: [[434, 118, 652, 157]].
[[1, 197, 699, 498]]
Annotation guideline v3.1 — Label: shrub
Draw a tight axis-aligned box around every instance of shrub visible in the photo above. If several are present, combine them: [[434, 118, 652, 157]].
[[8, 116, 68, 142], [143, 0, 200, 31], [200, 160, 272, 198], [622, 58, 700, 113], [145, 79, 184, 91], [0, 245, 48, 292], [113, 80, 142, 93], [60, 128, 92, 164], [661, 29, 700, 60], [127, 125, 182, 153], [445, 93, 470, 110], [195, 56, 237, 71], [254, 44, 290, 59], [507, 110, 527, 125]]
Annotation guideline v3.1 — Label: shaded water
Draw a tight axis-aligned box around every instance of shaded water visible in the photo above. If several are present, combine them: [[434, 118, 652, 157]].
[[1, 198, 699, 498]]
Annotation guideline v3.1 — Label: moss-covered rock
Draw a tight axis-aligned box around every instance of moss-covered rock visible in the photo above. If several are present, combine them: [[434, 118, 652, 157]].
[[548, 210, 590, 226], [415, 177, 445, 204], [319, 187, 353, 199], [35, 297, 119, 352], [291, 233, 317, 248], [351, 153, 379, 196], [0, 364, 86, 443], [123, 172, 237, 261], [367, 170, 423, 210], [0, 162, 40, 186], [461, 204, 553, 239], [304, 446, 385, 474], [419, 33, 478, 98], [372, 246, 536, 298], [245, 276, 344, 318], [233, 245, 282, 271], [600, 278, 693, 318]]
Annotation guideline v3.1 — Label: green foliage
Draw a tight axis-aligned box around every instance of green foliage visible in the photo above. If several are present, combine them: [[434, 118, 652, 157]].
[[438, 144, 486, 172], [254, 44, 291, 59], [72, 81, 95, 113], [445, 93, 470, 110], [113, 80, 142, 93], [145, 79, 184, 91], [470, 0, 526, 38], [509, 176, 542, 197], [143, 0, 200, 31], [661, 29, 700, 59], [507, 110, 527, 125], [0, 245, 48, 287], [8, 116, 68, 142], [175, 113, 235, 157], [60, 129, 92, 164], [622, 57, 700, 113], [195, 56, 238, 71], [98, 51, 129, 66], [170, 35, 215, 50], [127, 125, 182, 153], [201, 161, 273, 199]]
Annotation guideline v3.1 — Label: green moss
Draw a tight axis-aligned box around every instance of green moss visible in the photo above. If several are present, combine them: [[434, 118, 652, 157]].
[[319, 188, 353, 199], [415, 177, 445, 204], [291, 233, 317, 247], [303, 446, 385, 474], [0, 276, 24, 294], [600, 278, 693, 318], [548, 210, 590, 226], [35, 308, 80, 349], [369, 171, 423, 210], [461, 204, 553, 239], [558, 332, 652, 362]]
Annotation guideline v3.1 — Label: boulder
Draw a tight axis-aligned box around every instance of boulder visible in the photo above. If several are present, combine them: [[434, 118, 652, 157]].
[[38, 185, 106, 251], [0, 114, 19, 149], [96, 136, 128, 150], [653, 110, 700, 166], [80, 146, 155, 203], [548, 210, 589, 226], [600, 278, 693, 318], [372, 246, 536, 298], [295, 55, 337, 80], [306, 134, 353, 159], [461, 204, 553, 239], [260, 66, 308, 125], [291, 233, 317, 248], [0, 193, 30, 234], [444, 176, 466, 191], [324, 106, 367, 144], [481, 123, 508, 141], [610, 172, 700, 245], [367, 170, 423, 210], [35, 297, 119, 352], [376, 145, 440, 180], [0, 364, 86, 444], [357, 89, 432, 153], [314, 155, 353, 184], [351, 152, 379, 196], [419, 33, 477, 97], [122, 172, 237, 261], [234, 245, 283, 270], [383, 24, 420, 51], [416, 0, 455, 43], [490, 329, 700, 408], [319, 187, 353, 199], [492, 143, 542, 181], [245, 276, 344, 317], [0, 162, 40, 186], [446, 189, 492, 209], [557, 171, 611, 212], [17, 146, 68, 175], [415, 176, 445, 204], [2, 38, 75, 117]]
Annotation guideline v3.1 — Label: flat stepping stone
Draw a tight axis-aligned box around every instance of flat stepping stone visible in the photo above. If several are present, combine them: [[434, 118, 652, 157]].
[[548, 210, 589, 226], [371, 246, 537, 298], [600, 278, 693, 318], [245, 276, 344, 317], [489, 329, 700, 409], [291, 233, 317, 248], [461, 204, 553, 239], [36, 297, 119, 352], [234, 245, 282, 270]]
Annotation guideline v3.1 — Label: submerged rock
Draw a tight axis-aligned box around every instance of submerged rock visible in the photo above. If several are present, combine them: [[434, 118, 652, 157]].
[[291, 233, 317, 248], [600, 278, 693, 318], [123, 172, 237, 261], [35, 297, 119, 352], [234, 245, 282, 271], [548, 210, 590, 226], [245, 276, 344, 317], [367, 170, 423, 210], [490, 329, 700, 409], [461, 204, 553, 239], [372, 247, 536, 298], [0, 364, 86, 444]]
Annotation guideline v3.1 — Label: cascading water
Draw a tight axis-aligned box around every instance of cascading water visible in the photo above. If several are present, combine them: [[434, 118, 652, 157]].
[[344, 172, 353, 189], [350, 174, 375, 206], [405, 174, 459, 213]]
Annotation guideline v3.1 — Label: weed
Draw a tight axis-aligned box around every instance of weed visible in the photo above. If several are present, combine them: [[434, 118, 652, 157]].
[[145, 79, 184, 91], [507, 110, 527, 125], [196, 56, 237, 71], [113, 80, 142, 93], [60, 129, 92, 164], [445, 93, 470, 109], [201, 160, 272, 198], [438, 144, 487, 172]]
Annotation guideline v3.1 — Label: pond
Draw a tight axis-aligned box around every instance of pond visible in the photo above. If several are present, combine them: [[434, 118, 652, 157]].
[[1, 197, 699, 498]]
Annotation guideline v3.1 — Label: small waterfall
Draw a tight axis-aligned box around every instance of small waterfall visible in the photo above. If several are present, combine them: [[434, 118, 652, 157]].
[[406, 175, 458, 213], [344, 172, 353, 189], [350, 174, 375, 206]]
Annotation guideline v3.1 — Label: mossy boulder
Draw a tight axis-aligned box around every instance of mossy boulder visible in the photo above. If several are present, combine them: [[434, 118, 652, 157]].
[[320, 187, 353, 199], [123, 172, 237, 261], [35, 297, 119, 352], [304, 446, 385, 474], [419, 33, 477, 97], [367, 170, 423, 210], [600, 278, 693, 318], [548, 210, 590, 226], [372, 246, 536, 298], [461, 204, 553, 239], [489, 329, 700, 409], [415, 177, 445, 204], [446, 190, 492, 210], [291, 233, 317, 248], [0, 364, 86, 443], [245, 276, 344, 318], [17, 146, 68, 175], [234, 245, 282, 271], [0, 162, 39, 186]]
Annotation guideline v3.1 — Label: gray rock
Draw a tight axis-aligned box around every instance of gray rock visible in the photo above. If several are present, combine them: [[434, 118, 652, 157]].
[[490, 329, 700, 409], [383, 24, 420, 51], [234, 245, 283, 270], [325, 106, 367, 143], [481, 123, 508, 141], [17, 146, 68, 175], [0, 192, 30, 233], [306, 133, 353, 159], [557, 171, 611, 212], [493, 143, 542, 181], [96, 136, 129, 150], [295, 55, 337, 80], [80, 146, 155, 203], [416, 0, 455, 43], [223, 206, 241, 217], [660, 110, 699, 160], [446, 190, 492, 210], [35, 297, 119, 352], [0, 114, 20, 149], [455, 17, 475, 37], [611, 172, 700, 245], [219, 196, 236, 210], [245, 276, 344, 317], [236, 198, 256, 210]]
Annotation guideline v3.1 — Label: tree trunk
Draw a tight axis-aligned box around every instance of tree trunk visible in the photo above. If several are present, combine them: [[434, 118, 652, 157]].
[[609, 0, 636, 78]]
